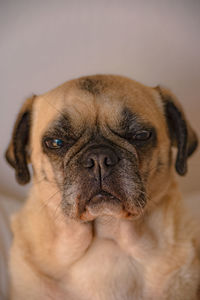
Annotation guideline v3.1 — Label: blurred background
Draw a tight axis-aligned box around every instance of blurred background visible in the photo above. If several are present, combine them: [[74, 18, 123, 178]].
[[1, 0, 200, 200]]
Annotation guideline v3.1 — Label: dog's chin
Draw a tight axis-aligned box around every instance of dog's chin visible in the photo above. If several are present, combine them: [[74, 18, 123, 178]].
[[79, 191, 143, 222]]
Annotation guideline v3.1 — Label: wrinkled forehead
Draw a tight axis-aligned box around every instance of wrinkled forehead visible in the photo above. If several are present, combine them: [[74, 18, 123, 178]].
[[32, 76, 165, 136]]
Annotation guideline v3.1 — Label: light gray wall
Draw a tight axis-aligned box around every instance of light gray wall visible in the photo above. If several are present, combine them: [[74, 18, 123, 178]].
[[1, 0, 200, 199]]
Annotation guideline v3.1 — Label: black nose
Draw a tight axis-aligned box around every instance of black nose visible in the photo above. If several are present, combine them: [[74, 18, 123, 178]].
[[81, 147, 119, 180]]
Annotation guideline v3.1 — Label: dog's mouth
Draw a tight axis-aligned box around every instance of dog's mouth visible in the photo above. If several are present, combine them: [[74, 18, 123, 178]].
[[79, 190, 139, 221], [89, 190, 120, 205]]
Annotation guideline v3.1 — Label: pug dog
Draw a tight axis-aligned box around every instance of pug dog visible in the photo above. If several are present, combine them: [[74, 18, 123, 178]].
[[6, 75, 200, 299]]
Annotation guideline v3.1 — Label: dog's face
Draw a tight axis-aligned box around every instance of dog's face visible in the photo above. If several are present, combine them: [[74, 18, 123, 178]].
[[6, 75, 198, 221]]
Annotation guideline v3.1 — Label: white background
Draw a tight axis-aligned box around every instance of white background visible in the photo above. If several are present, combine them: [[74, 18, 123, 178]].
[[1, 0, 200, 200]]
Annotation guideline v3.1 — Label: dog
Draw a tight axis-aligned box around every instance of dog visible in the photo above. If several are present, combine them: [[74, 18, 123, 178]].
[[6, 75, 200, 299]]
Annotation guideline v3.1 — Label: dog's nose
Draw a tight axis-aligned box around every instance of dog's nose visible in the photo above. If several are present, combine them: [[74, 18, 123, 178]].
[[81, 147, 119, 180]]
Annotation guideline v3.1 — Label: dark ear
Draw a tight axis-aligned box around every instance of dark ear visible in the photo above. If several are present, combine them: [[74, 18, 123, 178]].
[[5, 95, 36, 185], [156, 86, 198, 176]]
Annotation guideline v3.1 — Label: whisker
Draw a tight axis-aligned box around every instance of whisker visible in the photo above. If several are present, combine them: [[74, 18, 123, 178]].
[[147, 163, 167, 174], [33, 175, 65, 192], [52, 201, 62, 222], [33, 176, 47, 185], [38, 190, 61, 213]]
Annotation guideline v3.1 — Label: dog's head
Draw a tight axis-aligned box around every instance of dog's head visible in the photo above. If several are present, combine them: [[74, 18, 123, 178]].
[[6, 75, 198, 221]]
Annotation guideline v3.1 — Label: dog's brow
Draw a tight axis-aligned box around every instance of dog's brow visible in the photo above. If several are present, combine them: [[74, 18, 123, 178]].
[[44, 115, 77, 138], [120, 108, 146, 132]]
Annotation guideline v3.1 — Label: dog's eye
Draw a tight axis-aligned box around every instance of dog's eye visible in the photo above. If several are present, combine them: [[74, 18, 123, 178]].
[[133, 130, 152, 141], [44, 138, 65, 149]]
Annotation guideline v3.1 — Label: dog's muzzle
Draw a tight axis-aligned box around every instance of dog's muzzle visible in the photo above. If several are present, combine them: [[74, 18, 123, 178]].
[[63, 143, 146, 221]]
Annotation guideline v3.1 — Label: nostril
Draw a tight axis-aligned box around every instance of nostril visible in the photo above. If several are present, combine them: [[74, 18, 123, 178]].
[[104, 156, 112, 167], [104, 155, 118, 167], [83, 158, 95, 169]]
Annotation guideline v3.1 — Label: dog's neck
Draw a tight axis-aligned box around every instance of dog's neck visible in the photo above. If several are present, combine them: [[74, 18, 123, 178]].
[[92, 179, 184, 259], [13, 176, 189, 281]]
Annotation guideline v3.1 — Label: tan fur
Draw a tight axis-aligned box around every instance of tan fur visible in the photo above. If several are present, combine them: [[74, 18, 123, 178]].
[[7, 75, 200, 299]]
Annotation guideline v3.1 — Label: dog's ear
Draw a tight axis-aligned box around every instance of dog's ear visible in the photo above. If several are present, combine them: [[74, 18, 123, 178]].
[[156, 86, 198, 176], [5, 95, 36, 185]]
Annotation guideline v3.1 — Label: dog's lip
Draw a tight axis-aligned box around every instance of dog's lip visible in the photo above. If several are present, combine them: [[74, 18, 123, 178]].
[[80, 191, 143, 221], [80, 191, 123, 221], [88, 190, 121, 204]]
